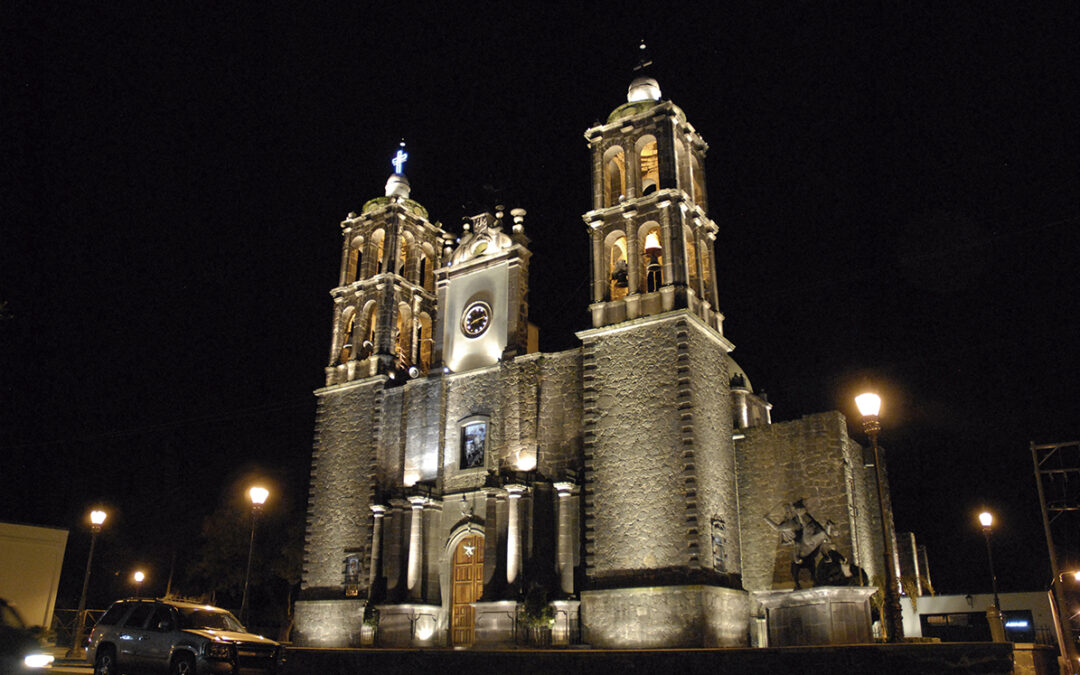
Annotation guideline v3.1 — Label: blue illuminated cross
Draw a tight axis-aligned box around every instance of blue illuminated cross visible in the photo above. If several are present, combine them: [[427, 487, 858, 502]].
[[392, 144, 408, 175]]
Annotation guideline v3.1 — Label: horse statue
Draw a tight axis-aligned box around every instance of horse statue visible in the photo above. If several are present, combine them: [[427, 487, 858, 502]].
[[764, 498, 837, 589]]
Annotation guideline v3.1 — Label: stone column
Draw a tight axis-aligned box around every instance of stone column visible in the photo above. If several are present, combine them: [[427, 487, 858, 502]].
[[406, 496, 428, 599], [554, 482, 575, 595], [505, 484, 527, 588], [369, 504, 387, 595]]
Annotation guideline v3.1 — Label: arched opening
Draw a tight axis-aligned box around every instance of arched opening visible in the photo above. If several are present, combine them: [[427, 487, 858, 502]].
[[450, 533, 484, 646], [691, 153, 706, 208], [339, 308, 356, 363], [603, 146, 626, 207], [684, 226, 699, 295], [346, 236, 364, 284], [417, 312, 433, 373], [637, 136, 659, 196], [361, 301, 377, 358], [640, 223, 664, 293], [395, 302, 412, 368], [371, 230, 386, 275], [604, 230, 628, 301], [701, 240, 713, 304], [396, 235, 409, 277], [420, 244, 435, 291]]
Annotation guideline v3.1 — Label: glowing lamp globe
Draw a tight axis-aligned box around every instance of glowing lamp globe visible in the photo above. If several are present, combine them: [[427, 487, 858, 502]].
[[133, 571, 145, 583], [978, 511, 994, 528], [249, 486, 269, 506], [90, 510, 107, 527], [855, 393, 882, 417]]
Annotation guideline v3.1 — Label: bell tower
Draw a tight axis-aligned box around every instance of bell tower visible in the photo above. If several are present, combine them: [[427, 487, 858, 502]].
[[583, 52, 722, 334], [326, 145, 449, 386], [576, 52, 747, 648]]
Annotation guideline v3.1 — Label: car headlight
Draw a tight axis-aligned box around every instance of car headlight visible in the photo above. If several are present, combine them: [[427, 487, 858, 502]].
[[24, 652, 55, 669], [206, 642, 234, 659]]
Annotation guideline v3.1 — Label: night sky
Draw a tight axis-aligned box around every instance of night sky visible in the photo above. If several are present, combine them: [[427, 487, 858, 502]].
[[3, 4, 1078, 609]]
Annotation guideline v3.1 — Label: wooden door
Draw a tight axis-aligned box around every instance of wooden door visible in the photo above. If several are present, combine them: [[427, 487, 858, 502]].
[[451, 534, 484, 646]]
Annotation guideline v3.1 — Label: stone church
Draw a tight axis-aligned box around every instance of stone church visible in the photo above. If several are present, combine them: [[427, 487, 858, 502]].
[[293, 67, 892, 649]]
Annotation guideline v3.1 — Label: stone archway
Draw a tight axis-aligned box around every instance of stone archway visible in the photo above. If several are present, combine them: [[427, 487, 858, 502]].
[[450, 533, 484, 646]]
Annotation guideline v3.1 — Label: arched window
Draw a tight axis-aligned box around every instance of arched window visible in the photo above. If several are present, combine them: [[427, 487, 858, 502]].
[[396, 235, 408, 277], [691, 153, 706, 208], [339, 308, 356, 363], [604, 230, 628, 301], [640, 223, 663, 293], [420, 244, 435, 291], [603, 146, 626, 207], [346, 236, 363, 284], [371, 230, 386, 275], [637, 136, 659, 196], [361, 301, 377, 358], [684, 226, 698, 294], [701, 240, 713, 303], [395, 303, 412, 368], [417, 312, 433, 373]]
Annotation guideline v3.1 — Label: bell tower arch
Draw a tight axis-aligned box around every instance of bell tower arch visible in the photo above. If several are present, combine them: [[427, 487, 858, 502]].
[[584, 55, 721, 332], [326, 145, 449, 385]]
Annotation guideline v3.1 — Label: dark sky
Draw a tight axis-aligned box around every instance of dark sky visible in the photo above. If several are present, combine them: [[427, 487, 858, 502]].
[[3, 3, 1078, 607]]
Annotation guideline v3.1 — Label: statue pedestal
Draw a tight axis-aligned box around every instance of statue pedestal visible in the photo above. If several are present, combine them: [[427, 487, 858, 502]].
[[755, 587, 876, 646]]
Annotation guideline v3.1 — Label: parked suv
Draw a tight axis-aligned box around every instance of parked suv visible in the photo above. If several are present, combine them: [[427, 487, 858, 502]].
[[86, 598, 283, 674]]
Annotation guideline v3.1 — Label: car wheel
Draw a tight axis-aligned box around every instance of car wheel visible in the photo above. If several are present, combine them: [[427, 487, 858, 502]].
[[94, 646, 117, 675], [170, 652, 196, 675]]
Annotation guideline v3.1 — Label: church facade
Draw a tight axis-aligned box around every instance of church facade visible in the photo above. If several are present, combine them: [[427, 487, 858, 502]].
[[293, 71, 891, 649]]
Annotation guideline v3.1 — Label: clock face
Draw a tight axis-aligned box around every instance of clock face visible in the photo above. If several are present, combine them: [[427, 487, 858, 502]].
[[461, 301, 491, 338]]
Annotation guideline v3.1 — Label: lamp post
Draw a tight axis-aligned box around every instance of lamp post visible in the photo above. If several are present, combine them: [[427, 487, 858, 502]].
[[240, 486, 269, 626], [133, 570, 146, 599], [978, 511, 1006, 642], [855, 392, 904, 642], [1049, 570, 1080, 674], [70, 509, 107, 656]]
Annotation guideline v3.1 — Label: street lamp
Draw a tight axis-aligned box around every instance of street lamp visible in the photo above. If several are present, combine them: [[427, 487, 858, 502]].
[[240, 486, 269, 626], [133, 570, 146, 599], [855, 392, 904, 642], [70, 509, 107, 656], [978, 511, 1006, 642], [1049, 569, 1080, 674]]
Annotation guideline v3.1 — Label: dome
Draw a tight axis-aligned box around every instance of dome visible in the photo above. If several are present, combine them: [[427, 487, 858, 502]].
[[728, 357, 753, 392], [627, 76, 661, 103], [385, 172, 411, 199]]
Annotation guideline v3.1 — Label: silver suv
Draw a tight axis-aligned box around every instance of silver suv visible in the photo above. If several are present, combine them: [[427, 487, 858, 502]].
[[86, 598, 283, 674]]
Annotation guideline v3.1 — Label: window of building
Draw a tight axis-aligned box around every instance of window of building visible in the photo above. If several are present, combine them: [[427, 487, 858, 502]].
[[605, 231, 628, 301], [417, 312, 433, 373], [638, 136, 659, 196], [395, 303, 412, 368], [339, 309, 356, 363], [684, 226, 698, 294], [603, 146, 626, 207], [396, 235, 408, 277], [420, 245, 435, 291], [346, 235, 364, 283], [460, 420, 487, 470], [372, 229, 386, 274], [691, 153, 706, 208], [641, 223, 663, 292]]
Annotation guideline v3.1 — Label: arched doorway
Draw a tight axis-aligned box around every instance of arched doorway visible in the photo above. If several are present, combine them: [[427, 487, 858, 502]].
[[451, 534, 484, 646]]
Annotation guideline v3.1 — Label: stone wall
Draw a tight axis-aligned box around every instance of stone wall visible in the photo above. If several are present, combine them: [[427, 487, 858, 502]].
[[302, 381, 382, 595], [686, 318, 738, 576], [580, 586, 748, 648], [582, 314, 689, 577], [736, 411, 879, 591]]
